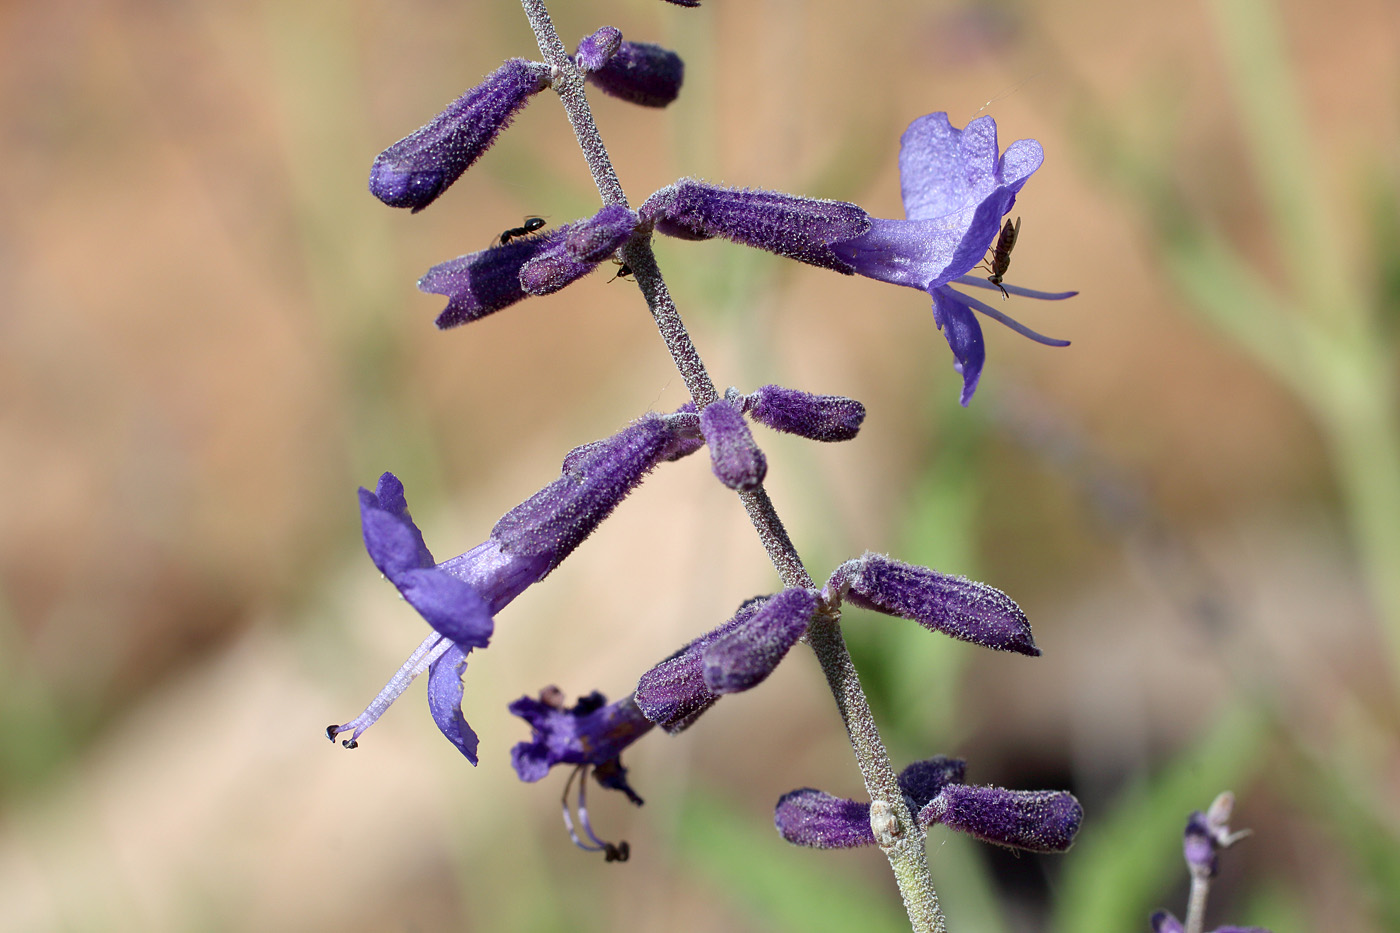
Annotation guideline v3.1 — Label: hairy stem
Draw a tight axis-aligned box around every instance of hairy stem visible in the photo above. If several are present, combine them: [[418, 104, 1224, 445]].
[[517, 2, 944, 930], [1183, 866, 1210, 933]]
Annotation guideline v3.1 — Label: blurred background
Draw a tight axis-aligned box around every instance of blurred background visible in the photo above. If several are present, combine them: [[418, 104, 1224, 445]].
[[2, 0, 1398, 930]]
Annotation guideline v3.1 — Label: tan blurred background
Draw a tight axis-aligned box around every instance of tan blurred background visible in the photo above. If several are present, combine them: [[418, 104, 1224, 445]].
[[2, 0, 1398, 930]]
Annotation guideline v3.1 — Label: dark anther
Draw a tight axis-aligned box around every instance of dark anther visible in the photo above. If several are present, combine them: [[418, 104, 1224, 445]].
[[325, 725, 339, 742], [603, 841, 630, 863], [341, 738, 359, 749]]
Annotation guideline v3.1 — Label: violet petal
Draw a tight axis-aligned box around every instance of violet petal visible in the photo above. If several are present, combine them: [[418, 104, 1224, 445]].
[[426, 645, 480, 764]]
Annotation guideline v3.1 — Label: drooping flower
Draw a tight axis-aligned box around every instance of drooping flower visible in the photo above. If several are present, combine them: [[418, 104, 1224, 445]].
[[328, 411, 703, 762], [639, 113, 1075, 404], [369, 59, 551, 212], [774, 756, 1082, 854]]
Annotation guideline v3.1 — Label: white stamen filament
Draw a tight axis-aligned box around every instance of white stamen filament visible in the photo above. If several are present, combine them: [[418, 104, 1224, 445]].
[[330, 632, 452, 745]]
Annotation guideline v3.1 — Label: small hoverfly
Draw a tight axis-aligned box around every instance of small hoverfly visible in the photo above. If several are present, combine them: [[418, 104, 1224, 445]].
[[979, 216, 1021, 299], [497, 216, 547, 245]]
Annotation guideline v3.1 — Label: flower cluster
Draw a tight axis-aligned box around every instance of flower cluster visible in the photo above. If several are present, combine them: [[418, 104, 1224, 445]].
[[339, 2, 1083, 893]]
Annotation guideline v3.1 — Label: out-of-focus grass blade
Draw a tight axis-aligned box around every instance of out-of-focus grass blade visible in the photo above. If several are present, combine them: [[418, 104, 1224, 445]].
[[1303, 750, 1400, 930], [1050, 704, 1268, 933], [675, 790, 910, 933], [1240, 881, 1307, 933]]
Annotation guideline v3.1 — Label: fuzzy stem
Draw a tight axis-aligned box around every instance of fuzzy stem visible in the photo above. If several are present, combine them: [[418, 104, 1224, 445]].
[[517, 2, 944, 929], [1183, 865, 1211, 933]]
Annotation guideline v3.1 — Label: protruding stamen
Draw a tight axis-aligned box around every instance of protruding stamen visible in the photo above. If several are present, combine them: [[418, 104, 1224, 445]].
[[560, 765, 631, 862], [952, 275, 1078, 301], [957, 290, 1071, 347], [326, 632, 451, 749]]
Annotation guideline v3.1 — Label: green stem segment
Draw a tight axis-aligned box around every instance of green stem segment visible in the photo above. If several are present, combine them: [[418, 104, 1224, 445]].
[[516, 1, 945, 929]]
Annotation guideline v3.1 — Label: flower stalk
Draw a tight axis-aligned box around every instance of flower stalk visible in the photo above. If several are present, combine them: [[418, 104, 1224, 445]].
[[516, 0, 945, 928]]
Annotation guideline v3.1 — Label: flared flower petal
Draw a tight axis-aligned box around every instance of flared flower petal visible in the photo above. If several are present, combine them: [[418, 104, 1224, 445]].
[[427, 644, 480, 763], [369, 59, 550, 212]]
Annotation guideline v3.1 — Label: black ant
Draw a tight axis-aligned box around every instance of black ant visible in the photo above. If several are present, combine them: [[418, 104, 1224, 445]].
[[498, 216, 547, 246], [978, 216, 1020, 299], [608, 260, 633, 283]]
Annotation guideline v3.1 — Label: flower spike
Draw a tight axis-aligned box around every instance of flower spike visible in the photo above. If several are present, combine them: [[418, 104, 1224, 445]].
[[369, 59, 550, 212]]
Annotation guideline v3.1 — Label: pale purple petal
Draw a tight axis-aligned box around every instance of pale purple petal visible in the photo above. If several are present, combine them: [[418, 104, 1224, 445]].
[[931, 287, 987, 407]]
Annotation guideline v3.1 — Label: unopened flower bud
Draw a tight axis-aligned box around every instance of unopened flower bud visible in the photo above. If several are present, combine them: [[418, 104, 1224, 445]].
[[918, 785, 1082, 853], [370, 59, 549, 211], [585, 41, 684, 107], [742, 385, 866, 442], [575, 27, 623, 73], [700, 399, 767, 491]]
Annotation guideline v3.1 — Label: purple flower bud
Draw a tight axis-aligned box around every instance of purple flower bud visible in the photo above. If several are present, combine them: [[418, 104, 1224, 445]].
[[1184, 810, 1219, 877], [419, 233, 560, 328], [575, 27, 623, 73], [897, 756, 966, 810], [492, 412, 696, 575], [636, 591, 809, 731], [369, 59, 549, 212], [774, 789, 877, 849], [918, 784, 1082, 853], [828, 552, 1038, 655], [518, 205, 639, 295], [741, 385, 866, 442], [702, 588, 817, 693], [1151, 912, 1185, 933], [640, 180, 870, 273], [509, 689, 653, 804], [700, 399, 767, 491], [584, 40, 685, 108]]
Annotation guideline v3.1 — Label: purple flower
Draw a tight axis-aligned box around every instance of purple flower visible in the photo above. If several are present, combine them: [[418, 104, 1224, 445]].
[[634, 589, 819, 731], [328, 411, 702, 762], [775, 756, 1081, 854], [826, 552, 1039, 655], [369, 59, 550, 212], [1151, 913, 1270, 933], [1152, 793, 1269, 933], [509, 688, 653, 804], [641, 114, 1075, 404], [421, 205, 640, 328], [576, 34, 684, 108], [830, 113, 1074, 404]]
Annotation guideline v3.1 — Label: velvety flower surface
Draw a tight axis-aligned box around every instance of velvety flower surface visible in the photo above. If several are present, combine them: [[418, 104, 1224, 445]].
[[509, 689, 654, 804], [575, 27, 622, 73], [1150, 913, 1269, 933], [369, 58, 550, 212], [918, 784, 1082, 853], [583, 40, 684, 107], [422, 205, 640, 327], [640, 180, 870, 273], [827, 552, 1038, 655], [635, 590, 818, 731], [700, 398, 767, 491], [329, 412, 702, 762], [740, 385, 866, 442]]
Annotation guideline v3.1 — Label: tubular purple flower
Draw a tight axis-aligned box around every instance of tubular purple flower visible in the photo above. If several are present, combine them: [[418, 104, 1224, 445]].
[[421, 205, 640, 327], [634, 589, 817, 730], [774, 789, 879, 849], [640, 180, 871, 273], [328, 411, 702, 761], [369, 59, 550, 212], [575, 27, 623, 73], [700, 398, 767, 491], [826, 552, 1039, 655], [583, 40, 685, 108], [740, 385, 866, 442], [918, 785, 1082, 853], [509, 688, 653, 805]]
